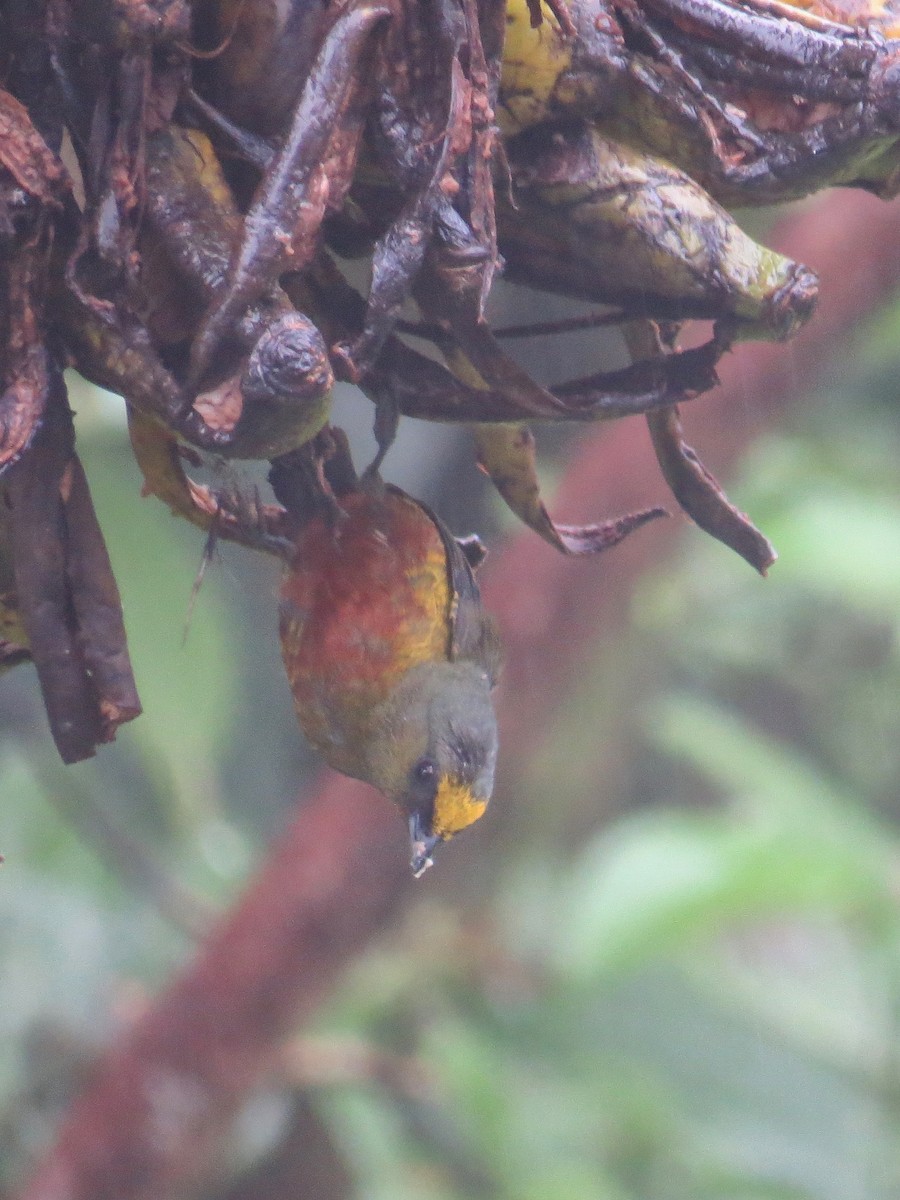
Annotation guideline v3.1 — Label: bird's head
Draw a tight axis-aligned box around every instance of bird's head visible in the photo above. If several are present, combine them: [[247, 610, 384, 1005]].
[[365, 660, 498, 876]]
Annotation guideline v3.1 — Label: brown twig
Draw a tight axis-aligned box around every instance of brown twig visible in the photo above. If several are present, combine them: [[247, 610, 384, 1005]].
[[396, 309, 629, 341]]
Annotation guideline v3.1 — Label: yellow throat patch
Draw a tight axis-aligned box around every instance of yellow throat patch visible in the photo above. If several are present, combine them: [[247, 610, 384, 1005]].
[[432, 777, 489, 839]]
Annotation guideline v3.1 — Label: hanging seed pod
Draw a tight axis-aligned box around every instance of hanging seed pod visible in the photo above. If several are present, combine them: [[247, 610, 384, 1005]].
[[500, 122, 819, 339]]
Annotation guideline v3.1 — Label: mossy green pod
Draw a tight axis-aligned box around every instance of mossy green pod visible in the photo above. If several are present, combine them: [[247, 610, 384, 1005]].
[[499, 123, 818, 339]]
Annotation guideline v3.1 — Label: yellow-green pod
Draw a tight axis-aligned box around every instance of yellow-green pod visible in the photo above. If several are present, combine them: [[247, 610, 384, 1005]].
[[499, 0, 623, 135], [499, 123, 818, 339]]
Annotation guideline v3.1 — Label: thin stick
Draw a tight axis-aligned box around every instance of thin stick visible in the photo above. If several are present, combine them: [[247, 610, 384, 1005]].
[[395, 309, 629, 342]]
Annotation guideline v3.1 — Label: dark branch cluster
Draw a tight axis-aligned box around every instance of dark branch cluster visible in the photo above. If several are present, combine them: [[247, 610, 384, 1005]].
[[1, 0, 899, 761]]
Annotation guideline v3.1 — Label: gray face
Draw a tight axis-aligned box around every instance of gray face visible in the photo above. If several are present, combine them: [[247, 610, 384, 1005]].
[[364, 660, 499, 870], [421, 676, 498, 800]]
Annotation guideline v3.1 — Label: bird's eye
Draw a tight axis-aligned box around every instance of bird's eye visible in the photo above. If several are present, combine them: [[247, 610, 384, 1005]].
[[412, 757, 437, 785]]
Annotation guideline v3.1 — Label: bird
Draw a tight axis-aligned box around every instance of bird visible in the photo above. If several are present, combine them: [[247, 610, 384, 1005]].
[[276, 461, 501, 876]]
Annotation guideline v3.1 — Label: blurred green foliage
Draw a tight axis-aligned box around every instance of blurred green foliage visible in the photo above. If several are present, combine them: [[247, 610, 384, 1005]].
[[4, 293, 900, 1198]]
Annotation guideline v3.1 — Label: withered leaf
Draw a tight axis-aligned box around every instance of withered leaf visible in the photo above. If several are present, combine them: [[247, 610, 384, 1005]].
[[6, 385, 105, 763], [0, 251, 52, 477], [647, 405, 776, 573], [625, 320, 776, 573], [128, 409, 291, 553], [61, 455, 142, 739], [6, 374, 141, 762], [0, 90, 68, 203], [474, 423, 667, 554]]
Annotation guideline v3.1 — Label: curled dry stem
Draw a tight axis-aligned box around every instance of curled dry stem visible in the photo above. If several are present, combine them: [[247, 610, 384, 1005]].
[[127, 409, 292, 556], [625, 320, 777, 573]]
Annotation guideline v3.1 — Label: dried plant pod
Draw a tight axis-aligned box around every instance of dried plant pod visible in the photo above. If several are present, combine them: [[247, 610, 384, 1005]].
[[445, 346, 668, 554], [474, 422, 668, 554], [625, 321, 777, 574], [500, 122, 819, 338]]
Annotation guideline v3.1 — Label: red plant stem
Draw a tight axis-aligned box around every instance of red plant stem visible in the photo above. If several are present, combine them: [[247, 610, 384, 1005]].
[[18, 189, 900, 1200]]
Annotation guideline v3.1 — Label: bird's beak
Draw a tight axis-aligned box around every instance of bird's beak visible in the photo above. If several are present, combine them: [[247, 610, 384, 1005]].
[[408, 813, 441, 879]]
